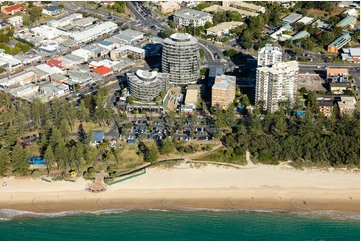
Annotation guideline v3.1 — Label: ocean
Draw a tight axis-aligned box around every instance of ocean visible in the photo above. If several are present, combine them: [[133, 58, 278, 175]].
[[0, 209, 359, 241]]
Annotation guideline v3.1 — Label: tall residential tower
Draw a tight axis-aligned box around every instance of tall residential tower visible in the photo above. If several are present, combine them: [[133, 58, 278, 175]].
[[255, 61, 299, 112], [161, 33, 200, 84]]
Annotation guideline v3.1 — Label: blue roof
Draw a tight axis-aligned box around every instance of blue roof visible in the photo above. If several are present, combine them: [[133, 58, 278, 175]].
[[99, 40, 113, 46], [29, 156, 46, 165], [93, 131, 104, 142]]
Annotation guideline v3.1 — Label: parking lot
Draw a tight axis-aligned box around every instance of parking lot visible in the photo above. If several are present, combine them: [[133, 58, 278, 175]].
[[119, 117, 215, 143]]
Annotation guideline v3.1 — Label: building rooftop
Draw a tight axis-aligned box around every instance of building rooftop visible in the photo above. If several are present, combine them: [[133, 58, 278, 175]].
[[2, 4, 23, 12], [72, 17, 97, 27], [291, 31, 310, 41], [206, 21, 244, 33], [174, 8, 211, 20], [337, 16, 357, 28], [213, 74, 236, 90], [184, 88, 198, 106], [297, 16, 314, 25], [71, 21, 117, 42], [327, 68, 349, 76], [342, 48, 360, 57], [93, 65, 112, 75], [282, 13, 303, 23], [203, 4, 258, 17], [231, 1, 265, 12], [44, 6, 59, 12], [164, 33, 198, 45], [93, 130, 104, 143], [329, 33, 351, 48], [318, 100, 334, 107]]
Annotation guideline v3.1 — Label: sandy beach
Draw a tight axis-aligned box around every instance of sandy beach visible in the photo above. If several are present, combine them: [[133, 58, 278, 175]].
[[0, 162, 359, 214]]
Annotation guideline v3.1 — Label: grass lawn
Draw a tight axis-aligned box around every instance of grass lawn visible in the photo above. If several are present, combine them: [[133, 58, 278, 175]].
[[71, 121, 112, 134], [195, 148, 247, 165]]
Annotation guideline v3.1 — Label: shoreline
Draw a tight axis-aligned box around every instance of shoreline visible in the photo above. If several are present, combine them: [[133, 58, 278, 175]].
[[0, 163, 359, 215]]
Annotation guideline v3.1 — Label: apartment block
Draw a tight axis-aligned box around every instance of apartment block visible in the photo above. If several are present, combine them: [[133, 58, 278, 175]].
[[211, 74, 236, 109], [173, 8, 212, 27], [255, 61, 299, 112], [257, 44, 282, 67]]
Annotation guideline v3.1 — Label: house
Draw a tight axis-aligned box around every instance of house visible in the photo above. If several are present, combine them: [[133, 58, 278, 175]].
[[42, 6, 60, 16], [327, 33, 351, 53], [92, 131, 105, 144], [7, 16, 23, 28], [1, 4, 24, 15]]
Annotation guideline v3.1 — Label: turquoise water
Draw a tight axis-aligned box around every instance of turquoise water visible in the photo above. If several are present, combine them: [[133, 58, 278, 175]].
[[0, 209, 359, 241]]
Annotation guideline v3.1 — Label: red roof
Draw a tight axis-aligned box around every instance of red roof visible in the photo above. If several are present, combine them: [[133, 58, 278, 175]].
[[4, 4, 23, 12], [46, 59, 63, 69], [93, 65, 112, 75]]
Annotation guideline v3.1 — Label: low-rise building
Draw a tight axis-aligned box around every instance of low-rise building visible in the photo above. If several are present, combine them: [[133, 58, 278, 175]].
[[1, 4, 24, 15], [203, 4, 258, 17], [47, 13, 83, 28], [92, 65, 113, 77], [341, 48, 360, 62], [7, 16, 23, 28], [110, 45, 145, 60], [329, 82, 351, 93], [282, 13, 303, 25], [317, 99, 334, 117], [338, 96, 356, 116], [115, 29, 144, 44], [46, 59, 63, 69], [0, 71, 37, 89], [68, 68, 94, 86], [71, 17, 97, 28], [327, 68, 349, 83], [338, 1, 360, 8], [230, 1, 266, 13], [50, 73, 69, 86], [183, 85, 201, 111], [42, 6, 60, 16], [71, 48, 93, 62], [343, 8, 359, 17], [312, 20, 330, 30], [296, 16, 314, 25], [327, 33, 351, 53], [31, 25, 69, 40], [61, 54, 86, 68], [211, 74, 236, 109], [270, 23, 293, 41], [291, 31, 310, 41], [206, 21, 243, 36], [71, 22, 118, 43], [38, 82, 69, 101], [0, 51, 22, 70], [336, 16, 357, 28], [173, 8, 213, 27], [158, 1, 180, 14]]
